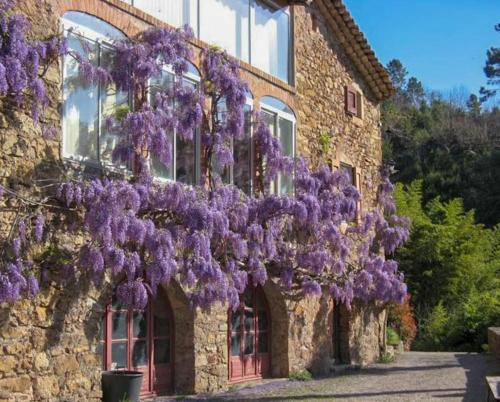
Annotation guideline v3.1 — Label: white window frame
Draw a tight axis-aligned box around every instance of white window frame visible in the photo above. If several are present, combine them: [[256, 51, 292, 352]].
[[60, 14, 131, 173], [149, 64, 201, 186], [260, 100, 296, 195]]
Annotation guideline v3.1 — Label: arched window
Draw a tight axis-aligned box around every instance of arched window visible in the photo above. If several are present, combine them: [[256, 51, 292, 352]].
[[229, 286, 270, 381], [100, 288, 173, 396], [61, 12, 129, 169], [260, 96, 296, 195], [149, 62, 201, 185]]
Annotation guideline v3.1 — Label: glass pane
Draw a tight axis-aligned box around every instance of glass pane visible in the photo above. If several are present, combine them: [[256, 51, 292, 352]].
[[63, 33, 99, 162], [252, 1, 290, 82], [258, 309, 268, 331], [112, 311, 128, 340], [154, 300, 170, 338], [100, 45, 129, 168], [244, 310, 254, 332], [133, 311, 147, 338], [231, 333, 241, 356], [132, 340, 148, 367], [176, 136, 196, 184], [279, 117, 294, 195], [133, 0, 198, 32], [262, 111, 276, 137], [258, 332, 268, 353], [150, 69, 174, 105], [150, 70, 175, 179], [111, 341, 127, 369], [233, 105, 252, 194], [231, 310, 242, 333], [154, 339, 170, 364], [261, 96, 294, 115], [244, 333, 254, 355], [200, 0, 249, 62]]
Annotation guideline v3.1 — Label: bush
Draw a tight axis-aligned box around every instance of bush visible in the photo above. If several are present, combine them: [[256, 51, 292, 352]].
[[387, 294, 417, 350], [386, 327, 401, 346], [288, 370, 313, 381], [378, 352, 396, 364]]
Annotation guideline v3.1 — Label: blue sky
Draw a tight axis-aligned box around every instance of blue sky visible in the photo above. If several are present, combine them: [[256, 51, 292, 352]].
[[343, 0, 500, 101]]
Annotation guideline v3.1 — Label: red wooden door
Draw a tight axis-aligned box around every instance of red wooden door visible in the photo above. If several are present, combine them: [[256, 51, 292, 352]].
[[229, 287, 270, 382], [103, 290, 173, 396]]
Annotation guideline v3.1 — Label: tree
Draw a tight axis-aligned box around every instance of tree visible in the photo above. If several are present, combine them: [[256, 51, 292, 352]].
[[480, 23, 500, 102], [0, 0, 410, 311], [394, 181, 500, 351]]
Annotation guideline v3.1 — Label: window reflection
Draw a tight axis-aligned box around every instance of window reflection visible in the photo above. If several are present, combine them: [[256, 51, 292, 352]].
[[122, 0, 291, 83], [252, 1, 289, 82], [200, 0, 249, 62], [62, 13, 129, 168]]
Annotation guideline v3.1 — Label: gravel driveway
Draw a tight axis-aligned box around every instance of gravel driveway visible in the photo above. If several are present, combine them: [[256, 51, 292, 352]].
[[156, 352, 499, 402]]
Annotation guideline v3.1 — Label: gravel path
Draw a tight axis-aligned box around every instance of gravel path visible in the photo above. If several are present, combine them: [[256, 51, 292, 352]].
[[156, 352, 499, 402]]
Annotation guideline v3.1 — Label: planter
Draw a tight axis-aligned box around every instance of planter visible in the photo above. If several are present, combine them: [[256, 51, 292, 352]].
[[102, 371, 143, 402]]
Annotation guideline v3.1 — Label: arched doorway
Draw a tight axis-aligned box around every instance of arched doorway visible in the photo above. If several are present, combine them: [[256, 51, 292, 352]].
[[101, 288, 174, 396], [229, 286, 270, 382], [332, 301, 349, 364]]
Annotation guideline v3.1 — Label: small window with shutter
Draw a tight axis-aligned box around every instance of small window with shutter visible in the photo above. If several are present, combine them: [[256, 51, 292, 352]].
[[345, 85, 361, 117]]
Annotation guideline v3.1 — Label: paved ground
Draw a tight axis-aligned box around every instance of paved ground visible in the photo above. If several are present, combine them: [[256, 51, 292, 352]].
[[156, 352, 500, 402]]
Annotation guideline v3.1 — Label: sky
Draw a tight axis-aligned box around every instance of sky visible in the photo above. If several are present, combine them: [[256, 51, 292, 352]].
[[343, 0, 500, 102]]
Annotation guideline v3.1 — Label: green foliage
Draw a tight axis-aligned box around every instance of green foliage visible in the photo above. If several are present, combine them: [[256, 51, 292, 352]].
[[479, 23, 500, 101], [386, 328, 401, 345], [288, 370, 313, 381], [394, 182, 500, 351], [319, 132, 331, 155], [378, 352, 396, 364], [383, 59, 500, 227]]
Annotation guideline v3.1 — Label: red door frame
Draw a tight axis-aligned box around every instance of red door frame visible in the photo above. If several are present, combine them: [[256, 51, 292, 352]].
[[102, 289, 175, 397], [228, 286, 271, 383]]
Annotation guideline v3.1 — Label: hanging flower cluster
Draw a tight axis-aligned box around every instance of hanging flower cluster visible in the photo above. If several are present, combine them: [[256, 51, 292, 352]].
[[0, 0, 67, 129], [0, 2, 410, 311]]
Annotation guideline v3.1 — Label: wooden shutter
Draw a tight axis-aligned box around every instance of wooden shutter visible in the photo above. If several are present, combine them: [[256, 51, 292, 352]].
[[345, 86, 358, 115]]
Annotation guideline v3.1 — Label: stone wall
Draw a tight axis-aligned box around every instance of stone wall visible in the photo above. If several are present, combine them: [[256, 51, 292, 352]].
[[0, 1, 387, 400]]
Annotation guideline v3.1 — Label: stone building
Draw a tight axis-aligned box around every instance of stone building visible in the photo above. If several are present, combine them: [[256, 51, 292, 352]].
[[0, 0, 394, 400]]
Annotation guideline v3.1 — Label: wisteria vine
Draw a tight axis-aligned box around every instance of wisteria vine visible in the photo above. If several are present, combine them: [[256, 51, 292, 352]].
[[0, 1, 410, 311]]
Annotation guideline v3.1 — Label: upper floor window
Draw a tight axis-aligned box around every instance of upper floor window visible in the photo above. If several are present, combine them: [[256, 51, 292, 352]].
[[61, 12, 129, 168], [345, 85, 362, 118], [149, 63, 201, 185], [122, 0, 292, 84], [261, 96, 295, 195]]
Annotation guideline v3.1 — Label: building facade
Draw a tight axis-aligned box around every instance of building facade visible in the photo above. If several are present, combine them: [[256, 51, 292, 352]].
[[0, 0, 394, 400]]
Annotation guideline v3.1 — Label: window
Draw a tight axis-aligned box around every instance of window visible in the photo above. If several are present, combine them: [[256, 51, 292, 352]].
[[251, 1, 290, 83], [101, 289, 173, 395], [345, 85, 362, 117], [213, 95, 254, 194], [121, 0, 292, 84], [149, 63, 201, 185], [61, 12, 129, 168], [339, 162, 361, 219], [130, 0, 198, 33], [261, 96, 295, 195]]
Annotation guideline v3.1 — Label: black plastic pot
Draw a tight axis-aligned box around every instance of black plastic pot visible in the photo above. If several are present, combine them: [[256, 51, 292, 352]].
[[101, 370, 143, 402]]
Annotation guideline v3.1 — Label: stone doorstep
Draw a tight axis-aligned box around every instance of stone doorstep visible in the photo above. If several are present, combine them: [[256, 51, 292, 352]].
[[486, 377, 500, 402]]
